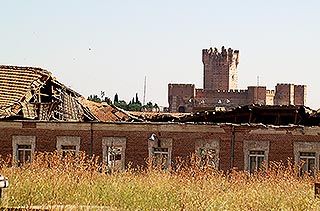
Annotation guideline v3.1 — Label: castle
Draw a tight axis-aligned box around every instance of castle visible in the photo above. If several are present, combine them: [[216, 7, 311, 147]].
[[168, 46, 307, 112]]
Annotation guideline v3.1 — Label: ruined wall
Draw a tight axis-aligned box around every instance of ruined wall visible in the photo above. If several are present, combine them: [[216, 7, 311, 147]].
[[202, 47, 239, 91], [168, 84, 195, 112]]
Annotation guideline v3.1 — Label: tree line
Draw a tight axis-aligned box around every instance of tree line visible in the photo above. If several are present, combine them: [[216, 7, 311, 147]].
[[87, 92, 159, 112]]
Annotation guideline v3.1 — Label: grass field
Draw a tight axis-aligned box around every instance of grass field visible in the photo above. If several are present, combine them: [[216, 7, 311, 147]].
[[0, 152, 320, 210]]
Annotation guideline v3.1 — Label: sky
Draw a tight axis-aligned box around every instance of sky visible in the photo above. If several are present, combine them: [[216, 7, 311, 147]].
[[1, 0, 320, 109]]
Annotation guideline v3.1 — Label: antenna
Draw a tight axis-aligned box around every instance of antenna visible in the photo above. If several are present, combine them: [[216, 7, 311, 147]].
[[143, 76, 146, 106]]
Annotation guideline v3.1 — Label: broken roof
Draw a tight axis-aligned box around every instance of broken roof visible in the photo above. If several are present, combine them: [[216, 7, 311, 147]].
[[78, 98, 142, 122], [175, 104, 319, 126], [0, 65, 96, 121]]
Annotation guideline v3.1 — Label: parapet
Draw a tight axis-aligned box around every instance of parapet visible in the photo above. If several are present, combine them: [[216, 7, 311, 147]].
[[202, 46, 239, 64], [168, 83, 195, 88]]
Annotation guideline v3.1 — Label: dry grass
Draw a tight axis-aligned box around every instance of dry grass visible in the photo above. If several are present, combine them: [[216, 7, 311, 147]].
[[0, 152, 320, 210]]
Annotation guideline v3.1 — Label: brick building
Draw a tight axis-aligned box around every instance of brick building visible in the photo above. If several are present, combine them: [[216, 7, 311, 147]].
[[1, 121, 320, 174], [168, 47, 307, 112], [0, 64, 317, 174]]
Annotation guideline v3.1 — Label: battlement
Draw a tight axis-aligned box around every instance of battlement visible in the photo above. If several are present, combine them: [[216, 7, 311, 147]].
[[294, 85, 307, 88], [266, 90, 275, 95], [216, 89, 247, 93], [168, 83, 195, 88], [202, 46, 239, 64]]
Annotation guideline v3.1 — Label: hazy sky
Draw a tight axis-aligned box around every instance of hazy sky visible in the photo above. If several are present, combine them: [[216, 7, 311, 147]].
[[1, 0, 320, 108]]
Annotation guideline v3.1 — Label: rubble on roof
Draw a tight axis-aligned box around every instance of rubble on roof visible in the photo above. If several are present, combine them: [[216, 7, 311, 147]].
[[128, 111, 189, 122], [0, 65, 96, 121]]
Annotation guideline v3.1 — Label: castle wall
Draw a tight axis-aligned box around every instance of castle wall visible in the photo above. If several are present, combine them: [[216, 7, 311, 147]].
[[195, 89, 248, 109], [274, 84, 295, 105], [294, 85, 307, 106], [266, 90, 275, 105], [168, 84, 195, 112], [247, 86, 267, 105]]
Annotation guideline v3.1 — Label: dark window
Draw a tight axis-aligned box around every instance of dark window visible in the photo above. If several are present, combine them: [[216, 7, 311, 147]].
[[178, 106, 186, 113]]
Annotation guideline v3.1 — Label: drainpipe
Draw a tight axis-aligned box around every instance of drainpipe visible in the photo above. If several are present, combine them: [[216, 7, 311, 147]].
[[230, 125, 235, 169], [90, 122, 93, 157]]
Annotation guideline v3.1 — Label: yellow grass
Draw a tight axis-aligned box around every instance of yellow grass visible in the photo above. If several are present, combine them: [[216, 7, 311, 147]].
[[0, 152, 320, 210]]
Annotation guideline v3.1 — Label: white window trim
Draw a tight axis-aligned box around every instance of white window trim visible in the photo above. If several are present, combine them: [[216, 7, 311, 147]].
[[195, 139, 220, 169], [102, 137, 126, 170], [243, 140, 269, 171], [294, 142, 320, 172], [56, 136, 80, 155], [12, 136, 36, 164], [148, 137, 172, 167]]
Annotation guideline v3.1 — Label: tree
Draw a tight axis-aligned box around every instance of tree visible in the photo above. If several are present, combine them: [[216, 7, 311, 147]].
[[135, 93, 140, 104], [114, 93, 119, 104], [87, 95, 101, 103]]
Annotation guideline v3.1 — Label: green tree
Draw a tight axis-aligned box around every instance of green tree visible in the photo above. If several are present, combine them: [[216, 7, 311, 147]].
[[87, 95, 101, 103], [114, 93, 119, 104]]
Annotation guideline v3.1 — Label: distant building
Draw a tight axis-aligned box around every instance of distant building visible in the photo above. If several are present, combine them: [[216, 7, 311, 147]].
[[168, 47, 307, 112]]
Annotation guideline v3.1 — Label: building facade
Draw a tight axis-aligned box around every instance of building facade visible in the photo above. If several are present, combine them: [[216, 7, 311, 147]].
[[168, 47, 307, 112], [2, 121, 320, 174]]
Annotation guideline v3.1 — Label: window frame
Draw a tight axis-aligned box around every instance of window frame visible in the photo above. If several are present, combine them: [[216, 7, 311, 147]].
[[195, 139, 220, 169], [148, 136, 172, 169], [102, 137, 126, 171], [243, 140, 269, 172], [294, 142, 320, 175], [56, 136, 80, 156], [12, 136, 36, 166]]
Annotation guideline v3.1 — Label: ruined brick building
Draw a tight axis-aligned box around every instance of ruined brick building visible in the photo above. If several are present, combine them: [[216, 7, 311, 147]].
[[168, 47, 307, 112], [0, 64, 320, 174]]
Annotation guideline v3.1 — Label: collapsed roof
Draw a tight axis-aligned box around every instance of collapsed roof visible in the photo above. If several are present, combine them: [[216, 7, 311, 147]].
[[0, 65, 97, 121], [177, 104, 319, 126]]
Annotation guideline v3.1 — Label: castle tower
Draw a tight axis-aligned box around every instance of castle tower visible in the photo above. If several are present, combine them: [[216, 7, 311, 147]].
[[202, 46, 239, 91]]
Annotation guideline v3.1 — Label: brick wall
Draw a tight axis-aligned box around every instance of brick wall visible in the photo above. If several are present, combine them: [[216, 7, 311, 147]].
[[1, 121, 319, 171]]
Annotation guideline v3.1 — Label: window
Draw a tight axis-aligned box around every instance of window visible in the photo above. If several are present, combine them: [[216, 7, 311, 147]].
[[153, 147, 169, 168], [249, 150, 265, 173], [56, 136, 80, 156], [294, 142, 320, 176], [243, 140, 269, 172], [61, 145, 77, 157], [17, 144, 32, 166], [12, 136, 36, 166], [195, 139, 220, 169], [102, 137, 126, 171], [148, 135, 172, 169], [299, 152, 316, 176]]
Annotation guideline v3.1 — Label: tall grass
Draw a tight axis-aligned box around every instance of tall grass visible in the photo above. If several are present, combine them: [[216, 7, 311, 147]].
[[1, 152, 320, 210]]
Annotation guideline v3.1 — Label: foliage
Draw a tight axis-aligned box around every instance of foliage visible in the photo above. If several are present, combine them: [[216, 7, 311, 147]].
[[88, 92, 159, 111], [1, 153, 320, 210], [87, 94, 101, 103]]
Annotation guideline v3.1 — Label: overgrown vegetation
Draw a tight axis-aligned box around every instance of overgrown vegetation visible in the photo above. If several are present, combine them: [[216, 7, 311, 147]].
[[1, 152, 320, 210]]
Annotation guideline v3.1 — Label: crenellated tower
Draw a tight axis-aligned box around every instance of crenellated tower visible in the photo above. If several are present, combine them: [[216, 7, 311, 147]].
[[202, 46, 239, 91]]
